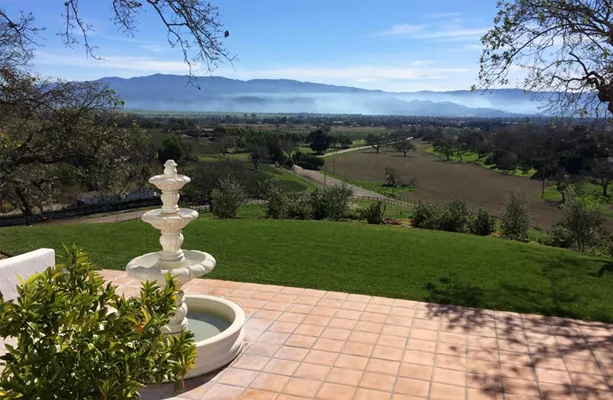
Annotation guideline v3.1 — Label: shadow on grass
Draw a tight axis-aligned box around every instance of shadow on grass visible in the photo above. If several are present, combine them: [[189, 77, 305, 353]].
[[423, 273, 613, 399], [590, 262, 613, 278]]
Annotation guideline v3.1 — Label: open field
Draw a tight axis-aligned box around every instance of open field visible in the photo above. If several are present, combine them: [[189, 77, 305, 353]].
[[333, 141, 613, 230], [1, 217, 612, 322]]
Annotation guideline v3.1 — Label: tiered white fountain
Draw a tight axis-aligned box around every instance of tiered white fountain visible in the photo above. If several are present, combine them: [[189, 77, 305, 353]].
[[126, 160, 244, 378]]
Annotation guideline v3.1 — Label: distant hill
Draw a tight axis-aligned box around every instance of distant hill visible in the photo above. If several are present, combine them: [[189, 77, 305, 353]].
[[97, 74, 542, 117]]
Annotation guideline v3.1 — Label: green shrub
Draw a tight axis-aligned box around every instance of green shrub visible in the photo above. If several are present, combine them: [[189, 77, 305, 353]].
[[438, 200, 470, 232], [501, 193, 530, 240], [469, 209, 496, 236], [359, 201, 387, 224], [0, 246, 196, 399], [411, 202, 440, 229], [309, 184, 353, 220], [295, 153, 325, 170], [210, 176, 247, 219], [550, 192, 604, 252], [266, 190, 312, 220]]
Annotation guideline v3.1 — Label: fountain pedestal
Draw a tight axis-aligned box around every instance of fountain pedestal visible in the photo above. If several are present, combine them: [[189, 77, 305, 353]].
[[126, 160, 244, 376]]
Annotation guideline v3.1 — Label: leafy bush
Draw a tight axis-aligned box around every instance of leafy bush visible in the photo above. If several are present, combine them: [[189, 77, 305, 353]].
[[469, 209, 496, 236], [438, 200, 470, 232], [359, 201, 387, 224], [0, 246, 196, 399], [550, 192, 604, 252], [501, 193, 530, 240], [266, 189, 312, 220], [210, 176, 247, 219], [411, 202, 440, 229], [309, 184, 353, 220], [483, 155, 494, 165], [295, 153, 325, 170]]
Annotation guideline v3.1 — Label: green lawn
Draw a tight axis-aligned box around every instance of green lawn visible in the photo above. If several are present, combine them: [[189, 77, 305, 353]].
[[329, 173, 415, 198], [426, 146, 537, 178], [2, 218, 612, 322]]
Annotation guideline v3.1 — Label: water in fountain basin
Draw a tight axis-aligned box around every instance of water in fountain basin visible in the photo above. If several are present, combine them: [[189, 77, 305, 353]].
[[186, 311, 231, 342]]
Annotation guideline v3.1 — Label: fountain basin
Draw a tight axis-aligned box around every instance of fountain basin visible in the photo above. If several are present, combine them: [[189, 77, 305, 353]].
[[183, 295, 245, 378], [126, 250, 216, 286]]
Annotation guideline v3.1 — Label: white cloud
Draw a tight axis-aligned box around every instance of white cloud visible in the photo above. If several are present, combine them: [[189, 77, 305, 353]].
[[377, 24, 428, 36]]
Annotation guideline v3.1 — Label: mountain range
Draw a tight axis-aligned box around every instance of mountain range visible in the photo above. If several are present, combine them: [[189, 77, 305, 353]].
[[98, 74, 545, 117]]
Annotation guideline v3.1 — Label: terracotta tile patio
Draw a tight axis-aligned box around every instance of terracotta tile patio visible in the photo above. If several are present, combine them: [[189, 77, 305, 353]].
[[97, 271, 613, 398]]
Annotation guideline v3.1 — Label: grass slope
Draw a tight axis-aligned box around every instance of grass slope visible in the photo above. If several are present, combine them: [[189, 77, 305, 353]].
[[1, 219, 612, 322]]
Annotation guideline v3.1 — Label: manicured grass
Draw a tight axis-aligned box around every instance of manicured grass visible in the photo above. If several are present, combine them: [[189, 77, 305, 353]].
[[197, 152, 250, 162], [542, 184, 613, 218], [2, 219, 612, 322], [426, 146, 537, 178]]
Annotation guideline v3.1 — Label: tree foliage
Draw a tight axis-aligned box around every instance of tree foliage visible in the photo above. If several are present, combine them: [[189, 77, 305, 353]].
[[0, 0, 232, 220], [476, 0, 613, 117], [307, 129, 332, 155], [394, 139, 416, 157], [0, 246, 196, 399]]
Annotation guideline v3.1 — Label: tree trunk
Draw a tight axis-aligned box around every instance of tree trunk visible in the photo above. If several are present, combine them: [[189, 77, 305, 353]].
[[403, 151, 407, 157], [561, 190, 566, 203], [541, 178, 545, 199], [604, 181, 609, 197]]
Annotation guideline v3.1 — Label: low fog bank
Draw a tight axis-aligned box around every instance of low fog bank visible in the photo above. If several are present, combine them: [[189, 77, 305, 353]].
[[120, 92, 541, 116]]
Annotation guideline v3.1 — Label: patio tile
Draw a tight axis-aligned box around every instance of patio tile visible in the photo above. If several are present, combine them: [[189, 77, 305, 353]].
[[372, 345, 404, 361], [294, 363, 331, 381], [404, 350, 435, 366], [284, 334, 317, 348], [313, 338, 344, 352], [249, 373, 290, 392], [394, 377, 430, 397], [366, 358, 401, 375], [348, 330, 379, 344], [97, 273, 613, 400], [334, 354, 369, 370], [262, 359, 300, 376], [354, 388, 391, 400], [359, 372, 396, 392], [399, 362, 433, 381], [328, 318, 357, 329], [274, 346, 308, 361], [316, 382, 355, 400], [326, 367, 363, 386], [201, 384, 244, 400], [238, 389, 277, 400], [433, 367, 466, 386], [430, 382, 466, 400], [282, 378, 322, 397], [304, 349, 338, 366], [294, 324, 325, 337], [341, 341, 374, 357]]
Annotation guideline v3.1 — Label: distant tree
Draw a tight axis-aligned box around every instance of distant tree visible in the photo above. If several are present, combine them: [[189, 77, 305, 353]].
[[454, 142, 470, 162], [366, 134, 387, 153], [307, 129, 332, 155], [249, 145, 269, 170], [336, 135, 353, 149], [216, 136, 237, 157], [279, 134, 300, 161], [394, 140, 416, 157], [158, 136, 187, 165], [432, 137, 455, 161], [555, 171, 572, 203], [384, 167, 400, 196], [476, 0, 613, 117], [586, 158, 613, 197]]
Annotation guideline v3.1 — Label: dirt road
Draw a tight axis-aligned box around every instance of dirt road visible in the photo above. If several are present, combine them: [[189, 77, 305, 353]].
[[293, 166, 387, 199]]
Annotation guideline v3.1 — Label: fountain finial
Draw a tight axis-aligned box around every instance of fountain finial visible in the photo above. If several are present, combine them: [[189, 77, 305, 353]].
[[163, 159, 178, 178]]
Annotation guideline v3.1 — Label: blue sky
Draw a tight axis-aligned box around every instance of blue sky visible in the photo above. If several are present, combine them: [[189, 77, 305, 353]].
[[1, 0, 508, 91]]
